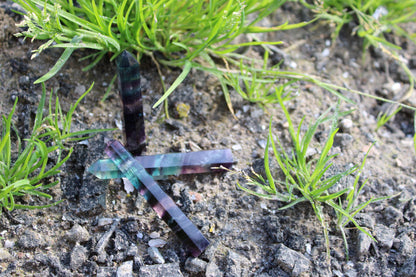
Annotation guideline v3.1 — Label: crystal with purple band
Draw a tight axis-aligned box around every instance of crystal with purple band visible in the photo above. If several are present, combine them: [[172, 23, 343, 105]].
[[116, 51, 146, 155], [88, 149, 234, 179], [105, 140, 210, 257]]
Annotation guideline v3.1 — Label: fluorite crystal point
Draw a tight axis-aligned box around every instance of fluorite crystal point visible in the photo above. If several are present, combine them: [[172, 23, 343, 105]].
[[116, 50, 146, 155], [88, 149, 235, 179], [105, 140, 210, 257]]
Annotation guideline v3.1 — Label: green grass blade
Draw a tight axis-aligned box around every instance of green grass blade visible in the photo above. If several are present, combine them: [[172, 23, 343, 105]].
[[34, 36, 81, 84], [152, 60, 192, 108]]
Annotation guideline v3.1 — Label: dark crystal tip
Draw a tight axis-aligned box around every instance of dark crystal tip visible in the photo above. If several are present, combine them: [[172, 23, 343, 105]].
[[116, 50, 137, 68]]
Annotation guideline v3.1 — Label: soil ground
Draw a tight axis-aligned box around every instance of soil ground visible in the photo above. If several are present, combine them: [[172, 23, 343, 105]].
[[0, 2, 416, 276]]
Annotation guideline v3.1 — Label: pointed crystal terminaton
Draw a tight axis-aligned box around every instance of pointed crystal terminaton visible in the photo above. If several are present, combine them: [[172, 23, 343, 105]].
[[88, 149, 235, 179], [116, 50, 146, 155], [105, 140, 210, 257]]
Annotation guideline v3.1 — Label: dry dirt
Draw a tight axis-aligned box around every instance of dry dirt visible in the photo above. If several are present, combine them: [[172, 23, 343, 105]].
[[0, 2, 415, 276]]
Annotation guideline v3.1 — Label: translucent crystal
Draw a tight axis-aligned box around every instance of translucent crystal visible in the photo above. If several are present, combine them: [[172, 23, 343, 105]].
[[116, 51, 146, 155], [105, 140, 210, 257], [88, 149, 234, 179]]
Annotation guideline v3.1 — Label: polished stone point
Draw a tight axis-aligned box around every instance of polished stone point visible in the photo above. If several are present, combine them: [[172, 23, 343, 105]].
[[116, 50, 146, 155], [88, 149, 234, 179], [105, 140, 210, 257]]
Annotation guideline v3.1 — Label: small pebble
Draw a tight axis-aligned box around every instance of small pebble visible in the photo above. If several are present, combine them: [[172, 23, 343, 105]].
[[340, 118, 353, 132], [0, 248, 13, 262], [357, 232, 372, 257], [383, 206, 403, 225], [148, 238, 167, 248], [74, 85, 86, 95], [65, 224, 90, 243], [126, 244, 139, 257], [139, 263, 183, 277], [97, 218, 114, 227], [274, 244, 310, 276], [70, 244, 88, 270], [257, 139, 267, 149], [4, 240, 14, 248], [375, 224, 395, 249], [148, 247, 165, 264], [305, 243, 312, 255], [172, 182, 184, 198], [184, 257, 207, 273], [206, 262, 222, 277], [232, 144, 242, 151], [391, 82, 401, 92], [334, 133, 354, 147], [321, 48, 330, 57], [122, 178, 135, 194], [18, 75, 30, 87], [117, 260, 133, 277], [288, 61, 297, 69], [305, 147, 318, 158], [188, 191, 203, 202], [149, 232, 160, 239], [17, 230, 48, 249]]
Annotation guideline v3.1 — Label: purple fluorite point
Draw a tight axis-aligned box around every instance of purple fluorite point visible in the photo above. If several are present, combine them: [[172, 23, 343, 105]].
[[105, 140, 210, 256]]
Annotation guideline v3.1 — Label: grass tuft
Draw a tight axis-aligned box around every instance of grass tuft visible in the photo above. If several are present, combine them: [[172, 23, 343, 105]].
[[238, 90, 394, 259], [12, 0, 312, 112], [0, 83, 114, 214]]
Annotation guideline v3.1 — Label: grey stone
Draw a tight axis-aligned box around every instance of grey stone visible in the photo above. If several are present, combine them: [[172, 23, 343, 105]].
[[97, 252, 108, 264], [65, 224, 90, 243], [395, 233, 413, 256], [148, 238, 167, 248], [226, 250, 250, 277], [205, 262, 222, 277], [184, 257, 207, 273], [126, 243, 139, 257], [74, 85, 86, 96], [70, 244, 88, 270], [114, 230, 129, 251], [3, 240, 14, 248], [139, 263, 183, 277], [18, 75, 30, 87], [17, 230, 48, 249], [340, 118, 353, 132], [374, 224, 395, 249], [0, 248, 13, 262], [305, 147, 318, 159], [117, 260, 133, 277], [97, 218, 114, 227], [134, 255, 144, 270], [149, 232, 160, 239], [95, 219, 119, 254], [274, 244, 311, 277], [357, 232, 372, 257], [354, 213, 375, 230], [148, 247, 165, 264], [334, 133, 354, 147], [383, 206, 403, 225]]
